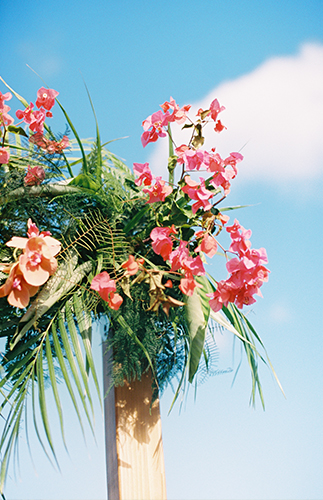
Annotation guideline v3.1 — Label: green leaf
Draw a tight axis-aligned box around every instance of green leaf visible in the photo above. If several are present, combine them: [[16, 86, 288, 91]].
[[0, 76, 29, 107], [7, 125, 28, 137], [65, 301, 94, 416], [123, 205, 150, 234], [56, 99, 89, 175], [57, 311, 94, 434], [11, 259, 92, 349], [51, 322, 85, 437], [45, 334, 67, 449], [82, 80, 103, 183], [185, 289, 207, 383], [72, 296, 101, 407], [37, 344, 58, 465], [69, 173, 100, 191]]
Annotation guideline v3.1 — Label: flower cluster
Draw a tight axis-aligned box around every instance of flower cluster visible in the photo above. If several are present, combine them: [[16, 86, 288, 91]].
[[89, 95, 269, 314], [24, 165, 46, 186], [207, 220, 270, 311], [29, 132, 69, 154], [130, 97, 268, 312], [16, 87, 59, 135], [0, 90, 14, 164], [90, 255, 145, 311], [0, 219, 61, 308]]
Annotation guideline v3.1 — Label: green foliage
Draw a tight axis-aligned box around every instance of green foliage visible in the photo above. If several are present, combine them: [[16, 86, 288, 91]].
[[0, 83, 280, 494]]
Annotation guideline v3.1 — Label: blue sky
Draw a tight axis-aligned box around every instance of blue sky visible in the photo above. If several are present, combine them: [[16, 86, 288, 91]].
[[1, 1, 323, 499]]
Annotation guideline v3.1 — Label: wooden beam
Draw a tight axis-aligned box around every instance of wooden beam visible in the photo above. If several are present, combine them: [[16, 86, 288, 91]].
[[103, 344, 167, 500]]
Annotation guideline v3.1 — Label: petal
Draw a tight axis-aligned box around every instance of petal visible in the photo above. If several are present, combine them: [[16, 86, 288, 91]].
[[6, 237, 28, 249]]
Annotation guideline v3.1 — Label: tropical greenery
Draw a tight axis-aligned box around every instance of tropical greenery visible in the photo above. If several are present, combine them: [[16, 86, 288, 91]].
[[0, 78, 281, 496]]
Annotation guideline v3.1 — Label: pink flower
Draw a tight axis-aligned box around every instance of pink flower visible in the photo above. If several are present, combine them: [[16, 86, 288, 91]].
[[35, 87, 59, 111], [0, 148, 10, 164], [0, 92, 14, 127], [0, 262, 39, 309], [29, 108, 47, 134], [141, 110, 170, 147], [176, 147, 211, 171], [121, 255, 139, 275], [24, 165, 46, 186], [150, 226, 177, 260], [209, 98, 225, 122], [182, 254, 205, 276], [90, 272, 123, 310], [208, 99, 226, 133], [214, 120, 226, 133], [143, 177, 172, 203], [195, 232, 218, 257], [16, 103, 35, 124], [160, 97, 191, 125], [181, 176, 213, 213], [169, 241, 190, 271], [0, 91, 12, 108], [226, 219, 252, 256], [133, 162, 154, 186], [30, 133, 70, 154], [16, 104, 47, 134], [223, 152, 243, 176], [179, 271, 202, 296], [108, 292, 123, 310]]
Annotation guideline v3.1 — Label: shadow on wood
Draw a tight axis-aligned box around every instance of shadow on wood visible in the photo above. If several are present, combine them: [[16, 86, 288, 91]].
[[103, 344, 167, 500]]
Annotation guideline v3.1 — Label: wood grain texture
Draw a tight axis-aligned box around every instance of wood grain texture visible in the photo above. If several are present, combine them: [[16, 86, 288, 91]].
[[103, 345, 167, 500]]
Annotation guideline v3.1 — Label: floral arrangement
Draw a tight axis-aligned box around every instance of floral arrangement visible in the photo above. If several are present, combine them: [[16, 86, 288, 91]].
[[0, 78, 279, 494]]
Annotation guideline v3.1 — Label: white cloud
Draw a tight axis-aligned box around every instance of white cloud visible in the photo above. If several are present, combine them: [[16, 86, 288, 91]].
[[149, 43, 323, 187]]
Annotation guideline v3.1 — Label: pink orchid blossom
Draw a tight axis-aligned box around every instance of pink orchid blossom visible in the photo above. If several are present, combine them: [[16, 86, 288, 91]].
[[160, 97, 191, 125], [0, 148, 10, 164], [30, 133, 70, 154], [0, 91, 12, 107], [133, 162, 154, 186], [141, 110, 170, 147], [169, 240, 205, 276], [0, 92, 14, 127], [179, 271, 202, 296], [181, 176, 213, 213], [209, 98, 225, 122], [35, 87, 59, 111], [143, 177, 172, 203], [150, 226, 177, 261], [169, 241, 190, 271], [0, 105, 14, 127], [0, 262, 39, 309], [16, 104, 47, 134], [108, 292, 123, 310], [195, 232, 218, 257], [206, 220, 269, 312], [214, 119, 226, 133], [16, 103, 35, 124], [176, 147, 211, 171], [121, 255, 139, 275], [24, 165, 46, 186], [90, 271, 123, 310], [223, 152, 243, 176]]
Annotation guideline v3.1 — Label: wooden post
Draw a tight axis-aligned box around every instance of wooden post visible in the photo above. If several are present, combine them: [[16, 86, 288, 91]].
[[103, 343, 167, 500]]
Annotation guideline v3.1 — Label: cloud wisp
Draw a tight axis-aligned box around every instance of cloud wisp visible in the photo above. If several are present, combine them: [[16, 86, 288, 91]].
[[149, 43, 323, 189]]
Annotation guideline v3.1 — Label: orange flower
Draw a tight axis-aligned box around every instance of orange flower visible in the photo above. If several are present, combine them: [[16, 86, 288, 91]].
[[19, 237, 58, 287], [6, 219, 61, 287], [0, 262, 39, 309]]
